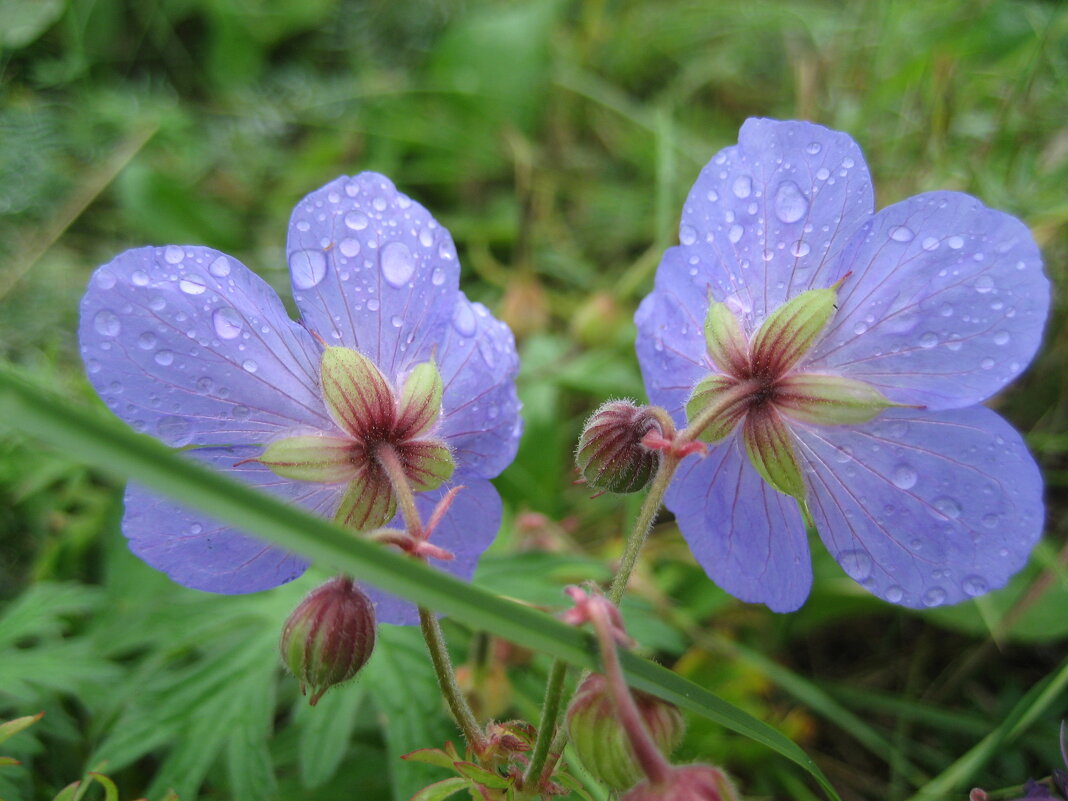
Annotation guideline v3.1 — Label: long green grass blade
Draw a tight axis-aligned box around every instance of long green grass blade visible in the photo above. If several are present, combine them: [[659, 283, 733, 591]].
[[0, 364, 840, 801]]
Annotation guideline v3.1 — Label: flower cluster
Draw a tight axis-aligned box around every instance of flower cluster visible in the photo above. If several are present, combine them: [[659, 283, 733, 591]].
[[636, 118, 1048, 611], [80, 173, 522, 624]]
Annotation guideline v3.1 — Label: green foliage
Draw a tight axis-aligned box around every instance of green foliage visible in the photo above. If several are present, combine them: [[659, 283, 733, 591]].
[[0, 1, 1066, 800]]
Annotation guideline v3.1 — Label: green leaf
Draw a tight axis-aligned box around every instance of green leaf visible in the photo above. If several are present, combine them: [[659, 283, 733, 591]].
[[401, 748, 459, 771], [0, 713, 43, 745], [86, 772, 119, 801], [410, 777, 470, 801], [0, 0, 65, 49], [453, 761, 510, 789], [0, 364, 841, 801], [297, 682, 368, 788]]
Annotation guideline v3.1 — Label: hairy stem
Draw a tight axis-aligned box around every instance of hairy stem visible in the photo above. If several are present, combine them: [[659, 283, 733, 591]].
[[377, 443, 485, 754], [520, 658, 569, 792]]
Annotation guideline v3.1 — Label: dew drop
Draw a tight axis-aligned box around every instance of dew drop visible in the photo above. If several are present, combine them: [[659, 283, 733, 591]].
[[933, 496, 962, 519], [961, 575, 988, 597], [919, 331, 938, 349], [372, 196, 387, 211], [418, 227, 434, 248], [137, 331, 157, 350], [790, 240, 811, 257], [732, 175, 752, 199], [196, 376, 214, 393], [980, 357, 995, 370], [179, 276, 207, 295], [345, 211, 369, 231], [242, 359, 258, 373], [131, 270, 149, 286], [209, 256, 231, 277], [839, 550, 873, 581], [922, 587, 947, 607], [149, 296, 166, 311], [974, 275, 995, 293], [679, 224, 697, 245], [993, 330, 1010, 345], [94, 310, 121, 337], [921, 236, 940, 251], [947, 235, 964, 250], [982, 513, 999, 529], [157, 416, 191, 446], [889, 225, 914, 243], [773, 180, 808, 223], [728, 225, 743, 244], [885, 585, 904, 603], [367, 298, 380, 312], [431, 267, 446, 286], [842, 157, 855, 168], [339, 238, 361, 258], [290, 249, 327, 289], [164, 245, 185, 264], [940, 303, 953, 317], [96, 269, 117, 289], [891, 464, 918, 489], [154, 350, 174, 366], [706, 189, 719, 202], [453, 300, 477, 336], [231, 406, 251, 420], [380, 242, 415, 288], [805, 141, 822, 155], [212, 306, 243, 340], [815, 167, 830, 181], [390, 315, 403, 328]]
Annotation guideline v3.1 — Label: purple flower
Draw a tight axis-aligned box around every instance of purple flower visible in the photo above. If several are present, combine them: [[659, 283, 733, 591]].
[[635, 119, 1048, 612], [79, 173, 522, 624]]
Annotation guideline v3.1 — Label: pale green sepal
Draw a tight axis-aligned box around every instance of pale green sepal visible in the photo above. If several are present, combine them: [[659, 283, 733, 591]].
[[775, 374, 900, 426], [260, 436, 359, 483], [685, 375, 748, 443], [397, 359, 444, 438], [704, 302, 750, 375], [404, 440, 455, 492], [320, 346, 395, 438], [334, 470, 397, 532], [750, 287, 838, 375], [742, 408, 807, 507]]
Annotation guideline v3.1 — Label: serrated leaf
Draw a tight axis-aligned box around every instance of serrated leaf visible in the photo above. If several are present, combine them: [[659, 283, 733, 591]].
[[454, 761, 510, 789], [410, 777, 471, 801], [401, 748, 458, 771]]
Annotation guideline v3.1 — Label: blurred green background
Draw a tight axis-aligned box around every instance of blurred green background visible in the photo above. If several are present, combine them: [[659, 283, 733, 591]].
[[1, 0, 1066, 799]]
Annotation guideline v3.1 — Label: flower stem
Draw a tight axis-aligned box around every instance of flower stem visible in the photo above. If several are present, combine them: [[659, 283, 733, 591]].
[[519, 658, 569, 792], [377, 443, 486, 755], [419, 606, 488, 755]]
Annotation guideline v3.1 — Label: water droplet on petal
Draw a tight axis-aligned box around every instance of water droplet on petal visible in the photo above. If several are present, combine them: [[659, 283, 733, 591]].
[[960, 575, 988, 597], [179, 276, 207, 295], [816, 167, 830, 181], [137, 331, 157, 350], [345, 211, 369, 231], [774, 180, 808, 223], [891, 464, 917, 489], [790, 240, 811, 257], [919, 331, 938, 348], [96, 270, 117, 289], [157, 415, 191, 446], [94, 310, 121, 337], [889, 225, 914, 243], [947, 235, 964, 250], [209, 256, 231, 277], [131, 270, 149, 286], [922, 587, 947, 607], [706, 189, 719, 202], [390, 315, 403, 328], [975, 275, 995, 293], [994, 330, 1010, 345], [212, 307, 243, 339], [418, 228, 434, 248], [431, 267, 446, 286], [380, 242, 415, 287], [339, 238, 361, 258], [932, 496, 962, 519], [885, 585, 904, 603], [921, 236, 940, 251], [732, 175, 752, 199], [290, 249, 327, 289], [842, 157, 855, 168], [453, 300, 477, 336], [164, 246, 185, 264], [242, 359, 258, 373], [679, 224, 697, 245], [980, 357, 995, 370], [154, 350, 174, 366], [839, 550, 873, 581], [728, 225, 743, 244], [805, 141, 822, 155], [367, 298, 380, 312]]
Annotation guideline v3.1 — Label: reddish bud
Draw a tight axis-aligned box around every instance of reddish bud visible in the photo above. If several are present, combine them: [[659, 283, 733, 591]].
[[280, 577, 376, 705], [576, 401, 663, 493], [621, 764, 738, 801], [566, 673, 685, 791]]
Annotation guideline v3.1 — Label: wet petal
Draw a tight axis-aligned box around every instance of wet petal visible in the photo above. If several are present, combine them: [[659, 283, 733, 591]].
[[123, 446, 343, 594], [435, 294, 523, 479], [80, 246, 331, 446], [665, 435, 812, 612], [286, 173, 459, 381], [793, 407, 1044, 608], [634, 247, 711, 426], [806, 191, 1049, 409], [367, 476, 503, 625], [677, 118, 874, 331]]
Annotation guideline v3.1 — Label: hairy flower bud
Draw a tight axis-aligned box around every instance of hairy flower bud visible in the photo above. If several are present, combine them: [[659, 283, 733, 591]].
[[566, 673, 685, 790], [576, 401, 662, 493], [280, 577, 376, 705], [621, 764, 738, 801]]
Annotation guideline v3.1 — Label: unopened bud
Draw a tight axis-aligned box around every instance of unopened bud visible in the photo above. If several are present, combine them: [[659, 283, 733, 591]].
[[567, 673, 684, 790], [280, 577, 376, 705], [621, 764, 738, 801], [576, 401, 662, 493]]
